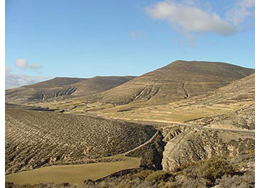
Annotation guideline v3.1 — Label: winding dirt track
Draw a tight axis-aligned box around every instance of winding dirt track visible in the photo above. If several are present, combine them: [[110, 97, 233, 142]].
[[98, 114, 255, 135], [121, 130, 159, 156], [164, 123, 255, 135], [113, 117, 254, 157]]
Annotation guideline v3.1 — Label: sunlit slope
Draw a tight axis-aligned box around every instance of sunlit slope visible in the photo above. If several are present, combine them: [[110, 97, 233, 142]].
[[87, 60, 254, 105], [5, 109, 156, 174], [185, 73, 255, 130], [5, 76, 135, 104], [97, 74, 254, 129]]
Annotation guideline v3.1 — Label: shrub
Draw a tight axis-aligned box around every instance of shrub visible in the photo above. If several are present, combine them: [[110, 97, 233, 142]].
[[135, 170, 154, 180], [84, 179, 95, 186], [60, 182, 70, 187], [216, 171, 255, 188], [158, 181, 180, 188], [5, 182, 15, 188], [198, 157, 236, 182], [175, 175, 208, 188], [145, 170, 174, 184]]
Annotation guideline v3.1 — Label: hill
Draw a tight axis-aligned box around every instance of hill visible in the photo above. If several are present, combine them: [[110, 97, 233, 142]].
[[5, 76, 135, 104], [99, 73, 254, 129], [5, 63, 255, 187], [185, 73, 255, 130], [87, 60, 254, 105], [5, 108, 156, 174], [71, 76, 135, 97], [117, 73, 255, 174]]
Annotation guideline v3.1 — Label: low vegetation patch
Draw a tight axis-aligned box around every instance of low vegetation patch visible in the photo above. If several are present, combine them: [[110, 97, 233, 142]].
[[145, 171, 175, 184], [6, 155, 254, 188], [5, 108, 156, 174]]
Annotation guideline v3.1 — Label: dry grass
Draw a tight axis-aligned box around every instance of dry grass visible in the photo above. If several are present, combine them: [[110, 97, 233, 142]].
[[5, 108, 156, 174], [5, 156, 140, 185]]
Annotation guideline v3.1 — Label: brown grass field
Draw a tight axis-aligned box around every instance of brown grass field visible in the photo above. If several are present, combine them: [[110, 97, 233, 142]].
[[5, 156, 140, 185]]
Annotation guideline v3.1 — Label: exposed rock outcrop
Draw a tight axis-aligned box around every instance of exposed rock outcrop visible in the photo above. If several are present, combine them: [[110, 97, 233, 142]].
[[162, 128, 254, 172]]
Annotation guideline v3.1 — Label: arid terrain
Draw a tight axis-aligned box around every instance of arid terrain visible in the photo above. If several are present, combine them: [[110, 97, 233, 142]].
[[5, 76, 135, 104], [5, 61, 255, 188], [5, 108, 155, 174]]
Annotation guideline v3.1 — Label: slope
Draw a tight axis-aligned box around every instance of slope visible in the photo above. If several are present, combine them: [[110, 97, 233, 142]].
[[5, 108, 155, 174], [5, 76, 135, 104], [87, 60, 254, 105], [94, 73, 254, 130]]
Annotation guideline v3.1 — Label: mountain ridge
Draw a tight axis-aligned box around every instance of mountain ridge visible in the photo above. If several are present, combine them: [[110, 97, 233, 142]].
[[85, 60, 254, 105], [5, 76, 135, 103]]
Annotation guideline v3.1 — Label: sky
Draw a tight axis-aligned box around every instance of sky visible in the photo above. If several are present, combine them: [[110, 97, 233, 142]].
[[5, 0, 255, 89]]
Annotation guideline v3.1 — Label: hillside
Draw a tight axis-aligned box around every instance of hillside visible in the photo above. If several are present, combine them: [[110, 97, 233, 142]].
[[87, 60, 254, 105], [185, 73, 255, 130], [5, 76, 135, 104], [71, 76, 135, 97], [98, 74, 254, 130], [5, 61, 255, 187], [5, 108, 156, 174], [122, 73, 255, 174], [87, 73, 255, 175]]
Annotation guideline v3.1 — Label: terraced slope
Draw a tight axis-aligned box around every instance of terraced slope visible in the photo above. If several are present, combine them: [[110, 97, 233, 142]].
[[5, 76, 135, 104], [101, 73, 255, 128], [5, 109, 156, 174], [71, 76, 135, 97], [185, 73, 255, 130], [88, 60, 254, 105]]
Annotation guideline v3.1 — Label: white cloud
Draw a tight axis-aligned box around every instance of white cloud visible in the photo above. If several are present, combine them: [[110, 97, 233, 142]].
[[14, 59, 42, 70], [29, 63, 41, 70], [14, 59, 28, 68], [146, 1, 236, 35], [226, 0, 255, 26], [5, 66, 49, 89]]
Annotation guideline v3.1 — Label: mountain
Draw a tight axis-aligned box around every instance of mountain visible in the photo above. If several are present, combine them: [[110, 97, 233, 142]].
[[5, 76, 135, 104], [92, 73, 255, 126], [88, 60, 254, 105]]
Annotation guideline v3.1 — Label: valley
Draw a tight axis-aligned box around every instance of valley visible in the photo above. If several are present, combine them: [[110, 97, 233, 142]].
[[5, 61, 255, 188]]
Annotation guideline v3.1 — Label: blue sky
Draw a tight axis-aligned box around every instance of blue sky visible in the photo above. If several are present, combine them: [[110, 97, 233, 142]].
[[5, 0, 255, 89]]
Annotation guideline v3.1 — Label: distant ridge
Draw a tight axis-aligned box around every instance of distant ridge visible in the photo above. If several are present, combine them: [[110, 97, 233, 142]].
[[87, 60, 254, 105], [5, 76, 135, 103], [25, 77, 87, 88]]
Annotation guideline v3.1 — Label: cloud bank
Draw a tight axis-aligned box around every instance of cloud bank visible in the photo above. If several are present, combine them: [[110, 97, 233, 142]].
[[5, 65, 49, 89]]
